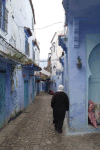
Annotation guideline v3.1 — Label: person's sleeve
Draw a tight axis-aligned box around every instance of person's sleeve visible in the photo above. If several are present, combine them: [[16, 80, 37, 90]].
[[51, 93, 56, 108], [65, 94, 69, 111]]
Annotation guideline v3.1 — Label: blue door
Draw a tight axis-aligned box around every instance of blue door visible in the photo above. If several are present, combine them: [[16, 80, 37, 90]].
[[0, 72, 6, 129], [24, 80, 29, 109], [32, 79, 34, 102]]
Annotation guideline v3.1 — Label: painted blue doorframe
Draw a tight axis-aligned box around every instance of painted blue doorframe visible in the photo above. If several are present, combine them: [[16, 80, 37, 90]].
[[32, 79, 34, 102], [24, 79, 29, 109], [0, 71, 6, 129]]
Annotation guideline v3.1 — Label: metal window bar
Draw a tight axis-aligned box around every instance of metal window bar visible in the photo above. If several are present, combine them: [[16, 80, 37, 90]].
[[0, 0, 8, 33], [0, 0, 2, 28], [0, 34, 28, 62], [25, 40, 29, 55]]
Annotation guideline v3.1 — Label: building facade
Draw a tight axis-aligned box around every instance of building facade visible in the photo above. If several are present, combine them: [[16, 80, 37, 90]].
[[60, 0, 100, 133], [0, 0, 41, 129], [50, 31, 63, 92]]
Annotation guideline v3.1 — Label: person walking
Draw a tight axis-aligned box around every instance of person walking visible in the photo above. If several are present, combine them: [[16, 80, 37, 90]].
[[51, 85, 69, 133]]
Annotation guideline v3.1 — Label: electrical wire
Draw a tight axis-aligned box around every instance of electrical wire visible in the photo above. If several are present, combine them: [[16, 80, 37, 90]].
[[3, 3, 66, 63], [32, 22, 64, 30], [18, 22, 64, 31], [12, 19, 65, 62], [9, 2, 65, 31], [0, 39, 61, 62]]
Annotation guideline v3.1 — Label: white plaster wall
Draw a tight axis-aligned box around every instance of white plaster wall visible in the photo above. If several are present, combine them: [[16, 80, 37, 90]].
[[51, 30, 63, 76], [34, 42, 40, 75], [3, 0, 35, 60], [35, 45, 40, 66]]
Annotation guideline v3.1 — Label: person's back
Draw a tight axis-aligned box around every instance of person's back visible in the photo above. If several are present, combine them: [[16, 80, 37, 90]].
[[51, 85, 69, 133], [52, 91, 69, 111]]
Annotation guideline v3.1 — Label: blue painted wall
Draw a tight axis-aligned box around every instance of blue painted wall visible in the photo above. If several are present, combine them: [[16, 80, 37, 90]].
[[68, 19, 86, 131], [59, 36, 69, 95], [65, 18, 100, 132], [0, 62, 37, 129], [0, 62, 11, 124], [51, 75, 62, 93]]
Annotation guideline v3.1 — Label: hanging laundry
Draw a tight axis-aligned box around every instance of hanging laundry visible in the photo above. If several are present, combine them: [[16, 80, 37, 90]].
[[88, 100, 97, 128], [95, 103, 100, 125]]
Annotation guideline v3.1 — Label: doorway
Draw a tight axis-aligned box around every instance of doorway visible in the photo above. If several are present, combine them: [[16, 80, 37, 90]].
[[0, 71, 6, 129], [88, 44, 100, 127]]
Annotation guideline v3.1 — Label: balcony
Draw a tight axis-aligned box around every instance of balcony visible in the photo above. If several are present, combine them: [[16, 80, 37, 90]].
[[0, 35, 42, 71], [0, 35, 27, 64], [59, 35, 68, 53]]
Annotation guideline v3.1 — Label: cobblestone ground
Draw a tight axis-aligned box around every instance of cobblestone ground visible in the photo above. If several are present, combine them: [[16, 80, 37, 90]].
[[0, 92, 100, 150]]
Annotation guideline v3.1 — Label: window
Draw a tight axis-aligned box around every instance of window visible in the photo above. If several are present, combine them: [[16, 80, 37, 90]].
[[24, 28, 32, 56], [25, 36, 29, 55], [0, 0, 8, 33], [32, 41, 35, 60]]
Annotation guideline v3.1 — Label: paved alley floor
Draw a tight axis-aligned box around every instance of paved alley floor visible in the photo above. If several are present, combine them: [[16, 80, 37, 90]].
[[0, 91, 100, 150]]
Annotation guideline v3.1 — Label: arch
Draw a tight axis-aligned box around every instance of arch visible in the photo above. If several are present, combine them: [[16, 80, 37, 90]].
[[86, 34, 100, 126], [88, 43, 100, 103]]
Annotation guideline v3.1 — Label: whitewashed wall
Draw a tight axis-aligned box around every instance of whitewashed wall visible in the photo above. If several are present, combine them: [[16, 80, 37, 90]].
[[34, 44, 40, 66], [51, 31, 63, 76], [34, 40, 40, 75], [4, 0, 35, 60]]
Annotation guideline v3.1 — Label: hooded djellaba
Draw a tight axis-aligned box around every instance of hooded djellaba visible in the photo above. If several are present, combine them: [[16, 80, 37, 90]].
[[51, 85, 69, 133]]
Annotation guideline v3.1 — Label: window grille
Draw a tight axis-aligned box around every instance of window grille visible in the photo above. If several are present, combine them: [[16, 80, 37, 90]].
[[0, 0, 2, 28], [25, 38, 30, 55], [32, 41, 35, 60], [0, 0, 8, 33], [33, 47, 35, 60]]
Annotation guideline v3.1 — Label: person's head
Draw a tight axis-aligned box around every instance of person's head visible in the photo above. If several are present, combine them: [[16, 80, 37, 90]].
[[57, 85, 64, 92]]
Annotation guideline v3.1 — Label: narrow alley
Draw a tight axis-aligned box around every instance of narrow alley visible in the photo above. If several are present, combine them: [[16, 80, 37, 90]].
[[0, 92, 100, 150]]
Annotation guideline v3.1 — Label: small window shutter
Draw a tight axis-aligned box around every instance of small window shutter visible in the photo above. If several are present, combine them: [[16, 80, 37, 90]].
[[25, 37, 29, 55], [2, 2, 8, 33], [2, 4, 5, 31], [25, 37, 27, 54], [4, 7, 8, 33], [28, 43, 29, 55]]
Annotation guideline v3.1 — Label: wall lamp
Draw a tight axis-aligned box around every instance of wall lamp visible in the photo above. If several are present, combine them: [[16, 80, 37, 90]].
[[77, 55, 82, 68]]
